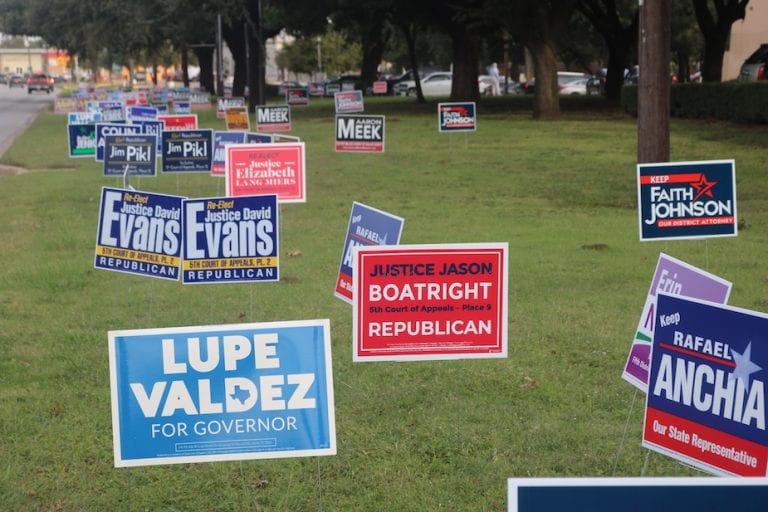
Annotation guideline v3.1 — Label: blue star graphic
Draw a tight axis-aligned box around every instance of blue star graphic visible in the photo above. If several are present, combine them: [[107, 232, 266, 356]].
[[729, 342, 762, 386]]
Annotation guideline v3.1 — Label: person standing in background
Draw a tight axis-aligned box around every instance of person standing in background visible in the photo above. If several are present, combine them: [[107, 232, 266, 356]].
[[489, 62, 500, 96]]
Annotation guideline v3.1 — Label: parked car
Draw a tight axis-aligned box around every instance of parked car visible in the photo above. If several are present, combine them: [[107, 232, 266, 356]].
[[559, 77, 589, 95], [739, 43, 768, 81], [397, 71, 453, 97], [323, 74, 365, 96], [522, 72, 589, 95], [27, 73, 54, 93], [8, 74, 26, 88], [277, 80, 306, 96], [0, 73, 7, 85], [586, 69, 607, 95]]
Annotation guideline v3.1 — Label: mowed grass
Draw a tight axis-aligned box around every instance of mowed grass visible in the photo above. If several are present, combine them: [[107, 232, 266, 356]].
[[1, 94, 768, 511]]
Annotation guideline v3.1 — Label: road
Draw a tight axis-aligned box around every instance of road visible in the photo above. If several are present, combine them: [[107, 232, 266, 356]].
[[0, 82, 56, 159]]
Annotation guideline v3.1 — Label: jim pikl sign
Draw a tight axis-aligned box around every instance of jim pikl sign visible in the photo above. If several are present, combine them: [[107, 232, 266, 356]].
[[637, 159, 736, 241], [108, 319, 336, 467], [181, 195, 279, 284], [643, 293, 768, 476]]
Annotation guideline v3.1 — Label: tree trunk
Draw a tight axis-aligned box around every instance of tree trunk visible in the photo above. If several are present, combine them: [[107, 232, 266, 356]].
[[528, 39, 560, 120], [637, 0, 670, 163], [180, 44, 190, 87], [193, 46, 215, 94], [223, 22, 247, 97], [360, 21, 387, 88], [700, 35, 727, 82], [448, 24, 480, 101], [400, 22, 425, 103]]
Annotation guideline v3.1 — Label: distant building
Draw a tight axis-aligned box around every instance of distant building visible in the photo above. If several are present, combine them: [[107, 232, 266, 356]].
[[722, 2, 768, 80]]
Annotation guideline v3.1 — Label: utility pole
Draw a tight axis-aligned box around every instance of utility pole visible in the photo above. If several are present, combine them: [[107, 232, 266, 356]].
[[637, 0, 671, 163]]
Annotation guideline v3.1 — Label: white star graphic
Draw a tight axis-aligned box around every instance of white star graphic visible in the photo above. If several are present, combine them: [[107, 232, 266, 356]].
[[729, 342, 762, 386]]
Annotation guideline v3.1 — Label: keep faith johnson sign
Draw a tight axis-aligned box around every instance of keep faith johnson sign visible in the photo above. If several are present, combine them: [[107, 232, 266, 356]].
[[95, 188, 183, 281], [255, 105, 291, 132], [335, 115, 385, 153], [643, 294, 768, 476], [335, 202, 404, 304], [438, 102, 476, 132], [637, 160, 737, 241], [622, 253, 732, 392], [182, 195, 279, 285], [353, 243, 508, 362], [225, 142, 306, 203], [108, 319, 336, 467]]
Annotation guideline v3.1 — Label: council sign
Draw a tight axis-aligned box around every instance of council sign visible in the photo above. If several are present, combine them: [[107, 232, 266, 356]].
[[623, 253, 732, 392], [643, 293, 768, 476], [95, 123, 143, 161], [95, 188, 183, 281], [335, 202, 404, 304], [181, 195, 279, 284], [335, 115, 385, 153], [438, 102, 476, 132], [108, 319, 336, 467], [225, 142, 306, 203], [637, 159, 737, 241], [211, 131, 247, 177], [353, 243, 508, 362]]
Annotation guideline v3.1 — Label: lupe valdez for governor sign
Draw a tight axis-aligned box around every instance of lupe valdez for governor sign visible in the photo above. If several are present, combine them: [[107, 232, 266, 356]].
[[622, 253, 732, 392], [643, 293, 768, 476], [95, 188, 183, 281], [353, 243, 508, 362], [108, 319, 336, 467], [637, 159, 736, 241]]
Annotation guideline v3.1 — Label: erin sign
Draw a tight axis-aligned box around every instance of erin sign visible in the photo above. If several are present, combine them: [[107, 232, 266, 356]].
[[108, 319, 336, 467], [353, 243, 508, 362], [643, 294, 768, 476], [637, 159, 736, 241]]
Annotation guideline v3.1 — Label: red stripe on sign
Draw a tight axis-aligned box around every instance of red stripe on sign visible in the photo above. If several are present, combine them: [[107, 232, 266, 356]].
[[643, 407, 767, 476], [640, 173, 702, 185], [659, 342, 736, 368]]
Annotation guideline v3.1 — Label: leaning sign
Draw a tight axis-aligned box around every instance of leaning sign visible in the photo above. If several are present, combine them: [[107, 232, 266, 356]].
[[637, 159, 737, 241], [643, 293, 768, 476], [353, 243, 508, 362], [335, 202, 404, 304], [108, 319, 336, 467]]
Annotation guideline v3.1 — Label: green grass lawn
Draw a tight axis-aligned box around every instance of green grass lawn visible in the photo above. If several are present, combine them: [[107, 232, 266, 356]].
[[1, 95, 767, 511]]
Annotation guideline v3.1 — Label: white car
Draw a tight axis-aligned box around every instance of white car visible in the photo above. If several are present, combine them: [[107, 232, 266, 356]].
[[559, 77, 589, 95], [398, 72, 453, 97]]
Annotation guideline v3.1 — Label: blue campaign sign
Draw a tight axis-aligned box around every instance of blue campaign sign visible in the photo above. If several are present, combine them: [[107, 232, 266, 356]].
[[637, 159, 737, 241], [182, 195, 279, 284], [67, 123, 97, 158], [95, 123, 143, 161], [161, 129, 213, 173], [108, 319, 336, 467], [438, 102, 477, 132], [644, 294, 768, 476], [246, 132, 273, 143], [95, 188, 183, 281], [127, 105, 158, 122], [335, 202, 404, 303], [103, 134, 157, 177], [88, 100, 126, 122], [508, 477, 768, 512], [212, 131, 247, 176], [132, 119, 164, 153]]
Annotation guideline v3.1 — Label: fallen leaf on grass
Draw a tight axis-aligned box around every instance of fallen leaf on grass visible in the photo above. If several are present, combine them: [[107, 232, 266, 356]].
[[520, 376, 539, 389]]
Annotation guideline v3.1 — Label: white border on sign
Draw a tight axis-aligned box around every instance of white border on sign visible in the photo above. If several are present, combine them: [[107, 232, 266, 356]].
[[108, 319, 336, 467], [636, 159, 737, 242], [351, 242, 508, 362], [224, 142, 307, 203], [437, 102, 477, 132]]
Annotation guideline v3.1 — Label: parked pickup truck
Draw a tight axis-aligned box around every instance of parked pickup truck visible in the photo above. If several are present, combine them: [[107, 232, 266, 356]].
[[27, 73, 54, 94]]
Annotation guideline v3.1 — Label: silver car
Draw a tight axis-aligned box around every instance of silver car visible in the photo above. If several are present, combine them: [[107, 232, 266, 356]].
[[739, 44, 768, 81]]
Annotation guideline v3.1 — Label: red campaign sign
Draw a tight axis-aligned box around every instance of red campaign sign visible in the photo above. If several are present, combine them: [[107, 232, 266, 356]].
[[353, 244, 508, 362], [158, 114, 198, 131], [372, 81, 387, 94], [225, 142, 306, 203]]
